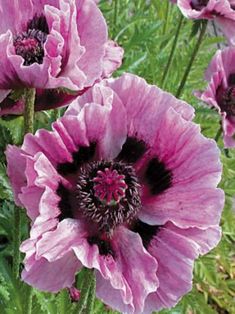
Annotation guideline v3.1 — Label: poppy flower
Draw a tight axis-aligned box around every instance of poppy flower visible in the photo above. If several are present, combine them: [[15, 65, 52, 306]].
[[0, 0, 123, 115], [6, 73, 224, 313], [195, 47, 235, 147], [175, 0, 235, 45]]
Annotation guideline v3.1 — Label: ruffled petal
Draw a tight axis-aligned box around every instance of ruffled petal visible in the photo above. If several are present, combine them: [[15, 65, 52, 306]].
[[6, 145, 27, 207], [106, 73, 194, 147], [140, 108, 224, 229], [21, 251, 81, 292], [76, 0, 107, 86], [71, 83, 127, 159], [101, 40, 124, 78], [73, 227, 158, 314], [143, 222, 221, 313]]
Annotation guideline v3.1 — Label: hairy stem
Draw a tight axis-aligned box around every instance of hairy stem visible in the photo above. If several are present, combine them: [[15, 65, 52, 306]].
[[161, 14, 184, 88], [176, 21, 207, 98], [25, 286, 33, 314], [13, 206, 21, 279], [22, 88, 36, 314], [24, 88, 36, 134]]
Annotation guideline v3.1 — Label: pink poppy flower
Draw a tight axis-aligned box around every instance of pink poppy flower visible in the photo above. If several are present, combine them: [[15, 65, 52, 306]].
[[6, 73, 224, 313], [176, 0, 235, 45], [0, 0, 123, 115], [195, 47, 235, 147]]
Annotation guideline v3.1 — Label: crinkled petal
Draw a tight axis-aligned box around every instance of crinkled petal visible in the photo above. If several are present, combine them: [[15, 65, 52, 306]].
[[76, 0, 107, 86], [106, 73, 194, 147], [21, 251, 81, 292], [102, 40, 124, 78], [140, 108, 224, 229], [73, 227, 158, 314], [143, 222, 221, 313]]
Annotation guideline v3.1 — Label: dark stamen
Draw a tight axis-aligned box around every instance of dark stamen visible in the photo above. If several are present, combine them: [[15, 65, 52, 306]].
[[27, 14, 49, 34], [76, 161, 141, 234], [14, 14, 49, 66], [145, 157, 172, 195], [191, 0, 209, 10], [228, 73, 235, 86]]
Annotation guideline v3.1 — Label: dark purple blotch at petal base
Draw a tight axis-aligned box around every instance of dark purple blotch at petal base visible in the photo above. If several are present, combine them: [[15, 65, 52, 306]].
[[145, 158, 172, 195], [116, 137, 148, 163], [57, 143, 97, 176]]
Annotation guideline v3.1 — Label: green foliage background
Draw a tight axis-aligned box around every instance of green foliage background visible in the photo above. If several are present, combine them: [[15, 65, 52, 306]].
[[0, 1, 234, 313]]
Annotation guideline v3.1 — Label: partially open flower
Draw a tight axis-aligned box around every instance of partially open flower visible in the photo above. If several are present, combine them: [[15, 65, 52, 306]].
[[6, 73, 224, 313], [0, 0, 123, 115], [176, 0, 235, 45], [195, 47, 235, 147]]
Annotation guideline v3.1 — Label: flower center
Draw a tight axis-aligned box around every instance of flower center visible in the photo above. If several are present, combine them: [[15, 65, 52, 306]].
[[14, 14, 49, 66], [220, 87, 235, 116], [93, 168, 128, 205], [191, 0, 209, 10], [76, 161, 141, 234]]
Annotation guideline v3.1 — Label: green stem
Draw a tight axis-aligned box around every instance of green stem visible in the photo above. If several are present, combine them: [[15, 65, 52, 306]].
[[84, 271, 96, 314], [214, 126, 222, 142], [53, 108, 60, 121], [25, 286, 33, 314], [77, 269, 95, 314], [13, 206, 21, 279], [22, 88, 36, 314], [24, 88, 36, 134], [113, 0, 118, 37], [176, 20, 207, 98], [161, 14, 184, 89], [163, 0, 170, 35]]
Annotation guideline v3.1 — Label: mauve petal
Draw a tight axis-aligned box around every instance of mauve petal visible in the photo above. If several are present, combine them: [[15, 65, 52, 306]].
[[102, 40, 124, 78], [143, 224, 196, 312], [99, 228, 159, 314], [168, 224, 222, 255], [22, 128, 73, 165], [0, 0, 33, 33], [177, 0, 232, 20], [76, 0, 107, 86], [215, 15, 235, 45], [140, 108, 224, 228], [143, 222, 222, 313], [106, 73, 194, 147], [72, 83, 127, 159], [6, 145, 27, 207], [195, 47, 235, 148], [96, 273, 134, 314], [36, 219, 86, 261], [19, 186, 43, 221], [72, 227, 158, 314], [21, 251, 81, 292], [45, 1, 87, 90]]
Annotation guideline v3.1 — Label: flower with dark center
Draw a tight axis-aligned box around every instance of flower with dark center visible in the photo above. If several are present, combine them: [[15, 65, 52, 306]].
[[195, 46, 235, 148], [76, 161, 141, 234], [218, 86, 235, 116], [175, 0, 235, 45], [191, 0, 209, 11], [14, 14, 48, 66], [7, 73, 224, 314], [0, 0, 123, 115]]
